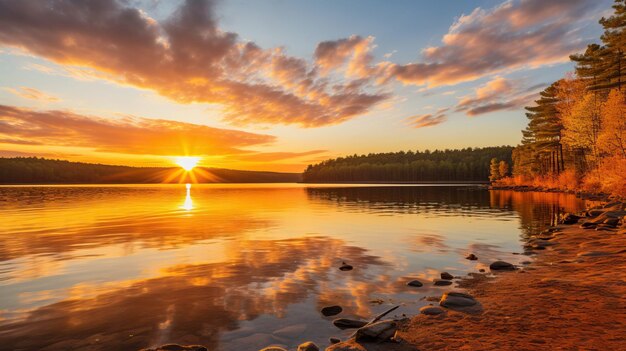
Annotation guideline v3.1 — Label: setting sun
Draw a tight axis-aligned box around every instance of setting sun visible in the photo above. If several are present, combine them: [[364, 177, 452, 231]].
[[175, 156, 200, 171]]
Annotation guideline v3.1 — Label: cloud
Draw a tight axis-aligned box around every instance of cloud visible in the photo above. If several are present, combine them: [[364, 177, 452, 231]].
[[455, 77, 545, 116], [0, 0, 388, 127], [405, 108, 448, 128], [0, 105, 276, 156], [3, 87, 60, 102], [386, 0, 607, 87]]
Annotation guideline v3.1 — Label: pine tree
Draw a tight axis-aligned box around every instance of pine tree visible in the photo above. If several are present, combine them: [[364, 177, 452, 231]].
[[498, 161, 509, 178], [489, 158, 501, 182]]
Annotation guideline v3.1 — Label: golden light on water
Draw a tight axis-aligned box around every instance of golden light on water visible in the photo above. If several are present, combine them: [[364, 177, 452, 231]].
[[181, 183, 193, 210], [175, 156, 200, 171]]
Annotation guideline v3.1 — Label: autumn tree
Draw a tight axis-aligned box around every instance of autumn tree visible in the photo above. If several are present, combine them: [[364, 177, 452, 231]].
[[598, 89, 626, 157], [489, 158, 501, 182], [498, 161, 509, 178]]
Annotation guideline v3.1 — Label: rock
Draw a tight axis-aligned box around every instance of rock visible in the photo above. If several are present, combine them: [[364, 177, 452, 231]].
[[321, 305, 343, 316], [478, 268, 486, 272], [559, 213, 581, 224], [440, 272, 454, 280], [145, 345, 208, 351], [297, 341, 319, 351], [433, 279, 453, 286], [587, 209, 606, 217], [339, 262, 353, 271], [259, 348, 287, 351], [407, 280, 423, 287], [604, 218, 620, 226], [489, 261, 516, 271], [440, 292, 478, 308], [465, 253, 478, 260], [329, 337, 341, 344], [419, 305, 446, 315], [354, 320, 398, 342], [333, 318, 368, 329]]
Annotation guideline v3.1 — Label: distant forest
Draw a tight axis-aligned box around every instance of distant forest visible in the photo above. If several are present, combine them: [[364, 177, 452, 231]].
[[0, 157, 301, 184], [302, 146, 513, 183]]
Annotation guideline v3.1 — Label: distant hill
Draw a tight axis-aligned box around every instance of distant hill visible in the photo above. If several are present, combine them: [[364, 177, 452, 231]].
[[0, 157, 301, 184], [303, 146, 513, 183]]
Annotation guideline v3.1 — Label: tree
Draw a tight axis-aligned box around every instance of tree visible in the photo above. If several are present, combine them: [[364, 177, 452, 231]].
[[498, 161, 509, 178], [489, 158, 501, 182], [598, 89, 626, 157], [562, 92, 602, 164]]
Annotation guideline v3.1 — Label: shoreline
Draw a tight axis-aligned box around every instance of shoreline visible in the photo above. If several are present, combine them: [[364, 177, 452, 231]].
[[489, 184, 616, 201], [392, 201, 626, 350], [322, 201, 626, 350]]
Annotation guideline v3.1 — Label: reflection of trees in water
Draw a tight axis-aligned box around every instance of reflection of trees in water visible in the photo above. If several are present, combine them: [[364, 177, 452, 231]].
[[489, 190, 588, 237], [306, 186, 501, 216], [0, 237, 391, 351]]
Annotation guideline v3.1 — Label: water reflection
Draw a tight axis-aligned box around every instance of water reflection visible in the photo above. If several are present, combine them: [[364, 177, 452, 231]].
[[0, 185, 590, 351], [181, 183, 193, 211]]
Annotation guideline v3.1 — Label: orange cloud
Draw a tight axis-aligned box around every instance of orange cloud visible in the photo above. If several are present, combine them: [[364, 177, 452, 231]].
[[0, 105, 275, 156], [3, 87, 60, 102], [386, 0, 603, 87], [405, 108, 448, 128], [0, 0, 388, 127], [455, 77, 545, 116]]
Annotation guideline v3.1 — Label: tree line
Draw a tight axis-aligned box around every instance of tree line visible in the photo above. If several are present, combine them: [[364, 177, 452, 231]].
[[0, 157, 301, 184], [507, 0, 625, 196], [302, 147, 513, 183]]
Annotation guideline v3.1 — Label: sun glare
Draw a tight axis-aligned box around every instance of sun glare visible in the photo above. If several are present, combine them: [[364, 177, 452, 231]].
[[175, 156, 200, 171]]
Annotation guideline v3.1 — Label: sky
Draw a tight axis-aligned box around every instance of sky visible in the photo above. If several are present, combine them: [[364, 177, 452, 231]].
[[0, 0, 614, 172]]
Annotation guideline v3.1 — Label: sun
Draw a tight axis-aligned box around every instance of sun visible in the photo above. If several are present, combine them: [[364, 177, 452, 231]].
[[175, 156, 200, 171]]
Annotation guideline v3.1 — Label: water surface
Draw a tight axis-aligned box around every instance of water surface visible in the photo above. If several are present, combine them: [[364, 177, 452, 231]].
[[0, 184, 588, 351]]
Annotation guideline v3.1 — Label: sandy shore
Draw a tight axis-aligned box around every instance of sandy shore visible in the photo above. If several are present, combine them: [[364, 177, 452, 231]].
[[392, 209, 626, 350]]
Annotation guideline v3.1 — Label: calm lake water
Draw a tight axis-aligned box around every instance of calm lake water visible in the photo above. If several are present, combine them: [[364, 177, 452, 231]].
[[0, 184, 589, 351]]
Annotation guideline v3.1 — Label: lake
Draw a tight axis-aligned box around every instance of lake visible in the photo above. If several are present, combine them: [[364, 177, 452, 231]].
[[0, 184, 589, 351]]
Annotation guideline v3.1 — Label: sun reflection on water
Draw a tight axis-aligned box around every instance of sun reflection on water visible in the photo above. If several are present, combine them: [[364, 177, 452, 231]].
[[181, 183, 193, 211]]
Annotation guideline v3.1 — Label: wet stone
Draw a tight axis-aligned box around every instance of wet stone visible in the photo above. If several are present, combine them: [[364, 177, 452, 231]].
[[321, 305, 343, 316], [466, 253, 478, 260], [419, 305, 446, 316], [433, 279, 453, 286], [489, 261, 516, 271], [297, 341, 319, 351], [333, 318, 368, 329], [440, 272, 454, 280], [407, 280, 423, 287]]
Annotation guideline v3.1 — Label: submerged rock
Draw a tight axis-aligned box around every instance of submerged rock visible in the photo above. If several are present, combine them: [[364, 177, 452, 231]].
[[419, 305, 446, 315], [466, 253, 478, 260], [333, 318, 368, 329], [329, 337, 341, 344], [407, 280, 423, 287], [489, 261, 516, 271], [355, 320, 398, 342], [259, 347, 287, 351], [297, 341, 319, 351], [440, 292, 478, 308], [339, 262, 353, 271], [440, 272, 454, 280], [321, 305, 343, 316], [433, 279, 453, 286]]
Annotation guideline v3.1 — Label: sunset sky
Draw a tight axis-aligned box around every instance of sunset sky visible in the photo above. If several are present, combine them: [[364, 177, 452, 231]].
[[0, 0, 612, 172]]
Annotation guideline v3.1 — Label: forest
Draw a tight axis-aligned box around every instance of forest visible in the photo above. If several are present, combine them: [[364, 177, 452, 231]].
[[0, 157, 301, 184], [302, 146, 513, 183], [499, 0, 626, 196]]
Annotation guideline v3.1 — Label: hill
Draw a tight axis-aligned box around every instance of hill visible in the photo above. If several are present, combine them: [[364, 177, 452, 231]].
[[0, 157, 301, 184], [302, 146, 513, 183]]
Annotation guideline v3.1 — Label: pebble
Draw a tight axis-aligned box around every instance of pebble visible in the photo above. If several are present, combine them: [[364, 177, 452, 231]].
[[333, 318, 368, 329], [440, 291, 478, 308], [339, 262, 353, 271], [489, 261, 516, 271], [297, 341, 319, 351], [321, 305, 343, 316], [440, 272, 454, 280], [407, 280, 423, 287], [433, 279, 453, 286], [419, 305, 446, 315], [466, 253, 478, 260]]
